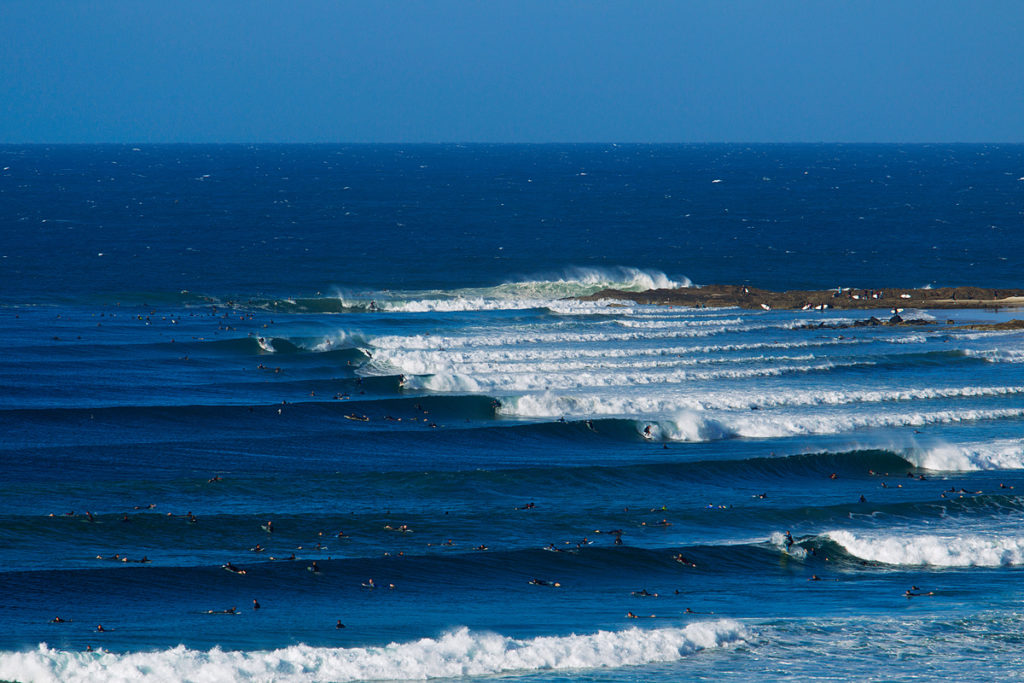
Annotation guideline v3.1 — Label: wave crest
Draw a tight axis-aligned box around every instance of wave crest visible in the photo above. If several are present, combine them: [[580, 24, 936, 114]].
[[907, 439, 1024, 471], [1, 622, 748, 682], [825, 530, 1024, 567]]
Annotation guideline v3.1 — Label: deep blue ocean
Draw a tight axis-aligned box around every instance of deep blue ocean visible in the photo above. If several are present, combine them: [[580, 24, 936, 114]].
[[2, 144, 1024, 682]]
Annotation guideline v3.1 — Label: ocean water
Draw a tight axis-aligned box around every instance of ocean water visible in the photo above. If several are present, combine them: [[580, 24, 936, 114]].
[[1, 144, 1024, 682]]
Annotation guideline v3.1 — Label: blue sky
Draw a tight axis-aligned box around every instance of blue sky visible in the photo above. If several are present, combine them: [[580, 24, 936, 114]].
[[2, 1, 1022, 143]]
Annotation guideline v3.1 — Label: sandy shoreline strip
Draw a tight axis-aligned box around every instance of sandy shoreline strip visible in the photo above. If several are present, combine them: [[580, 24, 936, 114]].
[[578, 285, 1024, 312]]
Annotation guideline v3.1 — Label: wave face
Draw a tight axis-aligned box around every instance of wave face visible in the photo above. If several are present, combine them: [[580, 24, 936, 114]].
[[5, 145, 1024, 682], [0, 622, 747, 683]]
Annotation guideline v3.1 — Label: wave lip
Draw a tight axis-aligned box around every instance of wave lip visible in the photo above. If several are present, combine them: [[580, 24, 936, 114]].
[[1, 622, 748, 682], [825, 530, 1024, 567]]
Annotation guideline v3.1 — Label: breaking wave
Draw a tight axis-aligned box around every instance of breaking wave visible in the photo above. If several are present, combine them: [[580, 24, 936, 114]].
[[825, 530, 1024, 567], [906, 438, 1024, 471], [0, 622, 748, 683]]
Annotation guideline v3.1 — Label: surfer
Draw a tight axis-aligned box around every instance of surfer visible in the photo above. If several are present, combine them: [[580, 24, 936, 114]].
[[308, 561, 321, 574], [253, 599, 260, 610], [50, 616, 69, 624], [529, 578, 561, 587], [223, 562, 246, 575], [673, 553, 696, 567], [336, 620, 346, 629]]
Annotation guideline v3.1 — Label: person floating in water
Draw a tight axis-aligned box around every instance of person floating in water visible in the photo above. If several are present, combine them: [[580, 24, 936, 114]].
[[529, 578, 561, 587], [673, 553, 697, 567], [336, 619, 346, 628], [253, 599, 260, 610]]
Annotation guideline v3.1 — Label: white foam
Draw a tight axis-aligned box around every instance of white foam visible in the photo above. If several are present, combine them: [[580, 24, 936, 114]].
[[0, 623, 748, 683], [367, 320, 788, 352], [362, 267, 691, 313], [907, 439, 1024, 471], [368, 347, 819, 378], [402, 360, 849, 393], [965, 348, 1024, 363], [716, 406, 1024, 441], [363, 337, 864, 370], [825, 530, 1024, 567], [496, 386, 1024, 419], [527, 406, 1024, 443]]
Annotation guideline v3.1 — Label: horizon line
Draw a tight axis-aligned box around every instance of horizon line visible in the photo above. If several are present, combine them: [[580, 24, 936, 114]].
[[2, 140, 1023, 146]]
